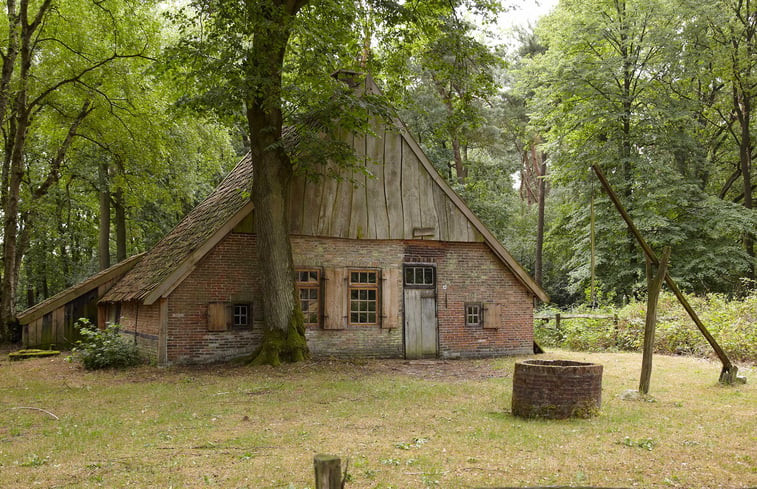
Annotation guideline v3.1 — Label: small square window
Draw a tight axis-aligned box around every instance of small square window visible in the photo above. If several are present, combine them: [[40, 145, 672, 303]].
[[465, 303, 482, 327], [233, 304, 250, 328]]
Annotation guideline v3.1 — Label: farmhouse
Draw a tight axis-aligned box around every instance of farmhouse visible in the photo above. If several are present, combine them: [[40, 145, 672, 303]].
[[18, 74, 548, 365]]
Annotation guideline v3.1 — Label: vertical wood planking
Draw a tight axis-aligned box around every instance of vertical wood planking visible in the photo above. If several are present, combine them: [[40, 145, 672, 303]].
[[401, 140, 422, 238], [207, 303, 229, 332], [288, 174, 306, 235], [53, 307, 65, 343], [484, 303, 503, 329], [366, 125, 390, 238], [420, 290, 438, 356], [323, 268, 346, 329], [330, 133, 355, 238], [381, 268, 400, 328], [300, 174, 323, 236], [383, 128, 404, 239], [416, 165, 439, 233], [349, 134, 369, 239], [317, 163, 339, 236], [445, 197, 463, 241], [404, 289, 420, 358], [432, 185, 450, 241]]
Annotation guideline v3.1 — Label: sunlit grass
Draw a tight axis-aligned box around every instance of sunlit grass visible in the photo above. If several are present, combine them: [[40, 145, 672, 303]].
[[0, 351, 754, 488]]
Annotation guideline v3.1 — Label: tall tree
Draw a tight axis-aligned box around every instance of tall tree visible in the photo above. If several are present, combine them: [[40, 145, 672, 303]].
[[379, 7, 503, 183], [0, 0, 155, 341]]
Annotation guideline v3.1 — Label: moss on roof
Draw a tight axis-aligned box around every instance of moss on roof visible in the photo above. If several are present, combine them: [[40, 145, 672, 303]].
[[101, 154, 253, 303]]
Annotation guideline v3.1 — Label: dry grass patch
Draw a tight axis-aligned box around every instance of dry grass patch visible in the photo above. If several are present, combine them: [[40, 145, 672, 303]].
[[0, 350, 754, 488]]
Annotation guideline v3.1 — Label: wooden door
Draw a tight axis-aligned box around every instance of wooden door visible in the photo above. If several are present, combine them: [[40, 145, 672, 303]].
[[404, 288, 438, 359]]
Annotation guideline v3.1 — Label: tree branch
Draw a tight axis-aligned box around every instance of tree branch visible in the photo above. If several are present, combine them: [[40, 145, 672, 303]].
[[32, 99, 93, 200], [28, 50, 154, 109]]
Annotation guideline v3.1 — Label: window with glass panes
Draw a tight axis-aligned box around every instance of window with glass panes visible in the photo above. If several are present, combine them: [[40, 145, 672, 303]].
[[465, 303, 482, 326], [296, 269, 320, 326], [233, 304, 250, 328], [404, 265, 435, 288], [349, 270, 378, 325]]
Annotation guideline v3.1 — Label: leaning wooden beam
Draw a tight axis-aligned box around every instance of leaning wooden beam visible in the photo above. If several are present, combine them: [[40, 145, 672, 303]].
[[640, 247, 670, 395], [591, 164, 741, 384]]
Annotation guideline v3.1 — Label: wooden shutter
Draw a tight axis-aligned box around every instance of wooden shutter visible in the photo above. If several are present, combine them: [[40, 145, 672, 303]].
[[381, 268, 400, 329], [323, 268, 347, 330], [484, 303, 503, 329], [208, 302, 231, 331]]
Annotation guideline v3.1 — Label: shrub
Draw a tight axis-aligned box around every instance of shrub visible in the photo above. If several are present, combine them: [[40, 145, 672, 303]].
[[70, 319, 141, 370], [535, 291, 757, 363]]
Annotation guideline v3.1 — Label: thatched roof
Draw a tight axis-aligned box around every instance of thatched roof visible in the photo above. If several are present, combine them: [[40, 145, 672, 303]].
[[101, 154, 254, 303], [18, 253, 144, 324]]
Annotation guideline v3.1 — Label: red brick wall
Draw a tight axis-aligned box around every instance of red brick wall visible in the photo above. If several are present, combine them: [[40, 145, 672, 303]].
[[159, 232, 534, 364], [167, 234, 262, 364], [116, 301, 161, 362], [426, 241, 534, 358]]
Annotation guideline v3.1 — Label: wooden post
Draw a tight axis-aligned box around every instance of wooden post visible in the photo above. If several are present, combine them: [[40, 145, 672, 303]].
[[640, 247, 670, 395], [591, 164, 740, 384], [314, 454, 342, 489], [554, 313, 561, 331]]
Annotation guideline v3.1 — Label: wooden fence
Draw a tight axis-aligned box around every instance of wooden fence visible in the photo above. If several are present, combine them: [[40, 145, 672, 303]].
[[534, 313, 618, 330]]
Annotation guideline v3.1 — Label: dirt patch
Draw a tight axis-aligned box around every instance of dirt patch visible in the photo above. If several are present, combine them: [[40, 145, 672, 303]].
[[2, 352, 512, 384]]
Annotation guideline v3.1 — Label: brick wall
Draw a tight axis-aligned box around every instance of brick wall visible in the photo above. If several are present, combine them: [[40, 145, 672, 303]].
[[117, 300, 161, 363], [166, 233, 263, 364], [428, 241, 534, 358], [157, 232, 533, 364], [511, 360, 603, 418]]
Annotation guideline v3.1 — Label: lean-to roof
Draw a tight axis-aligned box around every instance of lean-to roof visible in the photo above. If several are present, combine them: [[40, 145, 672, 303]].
[[18, 253, 144, 325]]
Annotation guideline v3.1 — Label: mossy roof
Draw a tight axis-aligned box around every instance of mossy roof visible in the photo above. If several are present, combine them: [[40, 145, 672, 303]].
[[101, 154, 253, 303]]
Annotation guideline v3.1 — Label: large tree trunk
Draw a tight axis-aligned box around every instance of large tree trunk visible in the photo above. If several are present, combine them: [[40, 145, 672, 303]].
[[0, 93, 30, 341], [98, 162, 111, 270], [246, 0, 309, 366], [734, 79, 754, 279], [534, 149, 547, 287], [114, 187, 127, 262]]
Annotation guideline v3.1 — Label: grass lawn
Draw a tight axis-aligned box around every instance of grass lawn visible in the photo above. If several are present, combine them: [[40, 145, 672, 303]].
[[0, 350, 754, 488]]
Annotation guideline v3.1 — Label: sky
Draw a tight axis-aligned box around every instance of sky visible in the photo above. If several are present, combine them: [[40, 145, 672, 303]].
[[501, 0, 560, 29]]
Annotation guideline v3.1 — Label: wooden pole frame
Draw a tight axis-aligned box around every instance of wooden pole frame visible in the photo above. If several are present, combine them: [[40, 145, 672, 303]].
[[591, 164, 740, 384], [640, 247, 670, 394]]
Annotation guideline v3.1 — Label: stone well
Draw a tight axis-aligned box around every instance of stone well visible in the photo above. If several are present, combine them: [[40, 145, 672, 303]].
[[511, 359, 603, 419]]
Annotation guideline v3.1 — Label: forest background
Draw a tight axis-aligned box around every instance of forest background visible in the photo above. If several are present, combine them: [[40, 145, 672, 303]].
[[0, 0, 755, 343]]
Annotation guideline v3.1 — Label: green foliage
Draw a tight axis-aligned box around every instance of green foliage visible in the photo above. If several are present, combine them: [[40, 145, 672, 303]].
[[70, 320, 141, 370], [535, 290, 757, 362], [517, 0, 757, 302], [617, 436, 657, 451]]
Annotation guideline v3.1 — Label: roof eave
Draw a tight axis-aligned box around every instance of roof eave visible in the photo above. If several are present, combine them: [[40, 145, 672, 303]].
[[17, 254, 145, 325]]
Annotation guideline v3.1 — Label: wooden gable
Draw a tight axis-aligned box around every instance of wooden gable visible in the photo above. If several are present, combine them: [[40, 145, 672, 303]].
[[288, 120, 482, 243]]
